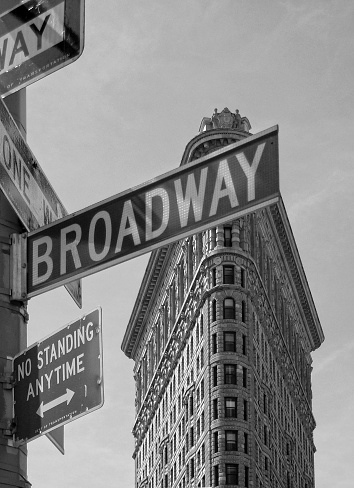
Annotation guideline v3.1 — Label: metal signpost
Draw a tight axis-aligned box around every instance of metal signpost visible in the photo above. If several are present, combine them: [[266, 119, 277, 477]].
[[17, 125, 280, 299], [0, 1, 85, 485], [0, 0, 85, 98], [13, 308, 103, 443], [0, 96, 82, 306]]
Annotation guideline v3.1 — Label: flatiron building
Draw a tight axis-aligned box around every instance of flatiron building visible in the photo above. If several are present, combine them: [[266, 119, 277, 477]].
[[122, 108, 324, 488]]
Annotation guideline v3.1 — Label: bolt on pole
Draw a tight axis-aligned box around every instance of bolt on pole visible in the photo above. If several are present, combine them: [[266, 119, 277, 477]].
[[0, 89, 31, 488]]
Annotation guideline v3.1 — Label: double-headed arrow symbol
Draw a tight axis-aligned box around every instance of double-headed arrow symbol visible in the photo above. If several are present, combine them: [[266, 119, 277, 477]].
[[36, 389, 75, 418]]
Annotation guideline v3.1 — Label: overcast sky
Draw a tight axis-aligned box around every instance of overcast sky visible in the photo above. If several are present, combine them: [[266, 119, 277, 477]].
[[10, 1, 354, 487]]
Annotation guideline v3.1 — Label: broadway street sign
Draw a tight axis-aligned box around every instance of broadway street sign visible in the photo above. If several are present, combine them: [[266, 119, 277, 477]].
[[0, 96, 82, 306], [0, 0, 85, 97], [13, 308, 103, 442], [25, 125, 280, 298]]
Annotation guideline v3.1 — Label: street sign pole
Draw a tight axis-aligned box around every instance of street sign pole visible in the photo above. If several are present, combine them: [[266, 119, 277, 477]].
[[0, 90, 30, 488]]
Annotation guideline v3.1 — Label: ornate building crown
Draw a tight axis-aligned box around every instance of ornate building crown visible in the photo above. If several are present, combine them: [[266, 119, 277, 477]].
[[199, 107, 251, 133]]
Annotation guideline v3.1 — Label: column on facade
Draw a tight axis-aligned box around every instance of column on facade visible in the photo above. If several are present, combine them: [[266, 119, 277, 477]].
[[209, 228, 216, 251], [196, 233, 203, 264], [187, 238, 194, 286], [215, 225, 224, 247], [231, 220, 241, 248]]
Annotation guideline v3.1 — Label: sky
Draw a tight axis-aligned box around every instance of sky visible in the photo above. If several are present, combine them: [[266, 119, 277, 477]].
[[5, 0, 354, 487]]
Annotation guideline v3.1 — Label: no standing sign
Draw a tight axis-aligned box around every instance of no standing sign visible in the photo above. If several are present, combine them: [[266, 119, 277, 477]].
[[13, 308, 103, 442]]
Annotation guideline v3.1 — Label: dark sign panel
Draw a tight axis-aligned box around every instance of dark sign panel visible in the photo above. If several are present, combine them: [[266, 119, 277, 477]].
[[27, 126, 280, 298], [14, 308, 103, 442], [0, 0, 85, 97], [0, 96, 82, 306]]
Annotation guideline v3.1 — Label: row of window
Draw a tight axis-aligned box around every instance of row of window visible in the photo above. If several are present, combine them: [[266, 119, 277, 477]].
[[211, 264, 246, 288], [214, 463, 250, 487], [213, 430, 249, 453], [212, 364, 248, 387], [211, 298, 246, 321], [212, 331, 247, 355], [213, 397, 249, 421]]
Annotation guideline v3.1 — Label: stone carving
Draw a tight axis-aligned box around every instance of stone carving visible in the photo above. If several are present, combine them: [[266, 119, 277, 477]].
[[211, 107, 251, 131]]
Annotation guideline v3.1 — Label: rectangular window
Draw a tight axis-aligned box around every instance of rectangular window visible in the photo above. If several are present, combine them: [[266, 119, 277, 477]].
[[242, 300, 246, 322], [201, 379, 204, 399], [244, 432, 248, 453], [212, 267, 217, 286], [244, 399, 248, 421], [212, 333, 217, 354], [213, 398, 218, 419], [226, 464, 238, 485], [223, 298, 235, 319], [224, 364, 237, 384], [224, 331, 236, 352], [214, 465, 219, 487], [225, 397, 237, 418], [245, 466, 249, 488], [223, 265, 235, 284], [214, 431, 219, 453], [213, 366, 218, 387], [224, 227, 232, 247], [225, 430, 238, 451], [241, 268, 246, 288], [190, 427, 194, 446], [190, 457, 194, 479], [243, 367, 247, 388], [212, 300, 217, 322], [242, 334, 247, 355]]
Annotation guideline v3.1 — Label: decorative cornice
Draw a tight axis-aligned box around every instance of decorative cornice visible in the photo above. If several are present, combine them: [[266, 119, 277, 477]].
[[121, 245, 169, 359], [180, 128, 250, 165], [268, 198, 324, 350]]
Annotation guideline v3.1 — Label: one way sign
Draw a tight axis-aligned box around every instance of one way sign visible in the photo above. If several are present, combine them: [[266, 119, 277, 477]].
[[13, 308, 103, 442]]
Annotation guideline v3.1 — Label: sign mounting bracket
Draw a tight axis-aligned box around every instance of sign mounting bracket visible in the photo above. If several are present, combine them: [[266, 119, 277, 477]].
[[10, 233, 27, 302]]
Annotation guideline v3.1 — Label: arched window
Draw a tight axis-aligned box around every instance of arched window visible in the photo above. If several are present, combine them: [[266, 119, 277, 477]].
[[223, 298, 235, 319]]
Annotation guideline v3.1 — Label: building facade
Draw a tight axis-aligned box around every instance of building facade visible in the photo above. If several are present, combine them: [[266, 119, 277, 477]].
[[121, 108, 324, 488]]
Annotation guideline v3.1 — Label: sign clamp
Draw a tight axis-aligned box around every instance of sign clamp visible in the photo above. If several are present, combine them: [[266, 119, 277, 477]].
[[10, 233, 27, 301]]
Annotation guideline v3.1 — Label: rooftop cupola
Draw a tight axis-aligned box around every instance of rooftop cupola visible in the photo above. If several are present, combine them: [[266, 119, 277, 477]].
[[181, 107, 252, 165]]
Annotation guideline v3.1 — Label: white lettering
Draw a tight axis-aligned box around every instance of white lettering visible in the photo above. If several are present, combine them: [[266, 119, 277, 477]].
[[18, 358, 31, 381], [37, 351, 43, 369], [88, 210, 112, 261], [49, 343, 57, 363], [115, 200, 140, 253], [236, 143, 265, 201], [77, 353, 85, 374], [146, 188, 170, 241], [32, 236, 53, 285], [27, 382, 35, 401], [209, 160, 238, 216], [0, 5, 64, 74], [66, 334, 73, 354], [60, 224, 82, 275], [174, 167, 208, 228], [86, 322, 94, 342], [45, 370, 53, 390]]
